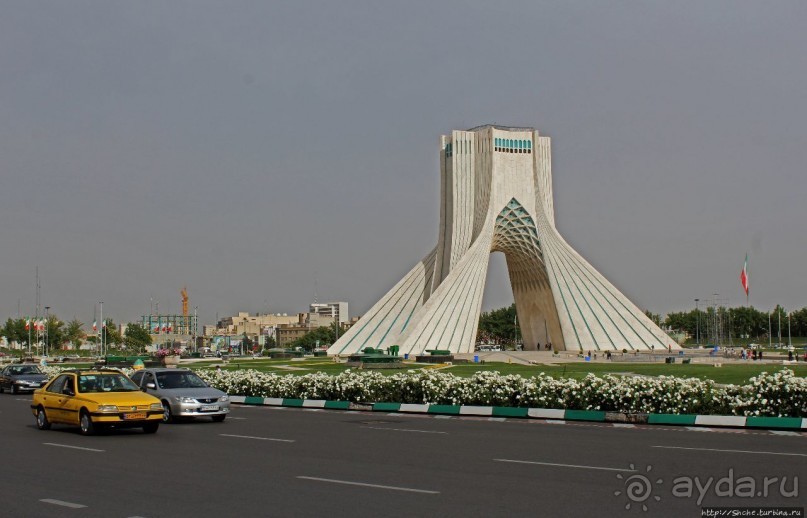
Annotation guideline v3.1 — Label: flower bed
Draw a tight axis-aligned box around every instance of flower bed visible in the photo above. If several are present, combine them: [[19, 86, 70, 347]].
[[192, 368, 806, 418]]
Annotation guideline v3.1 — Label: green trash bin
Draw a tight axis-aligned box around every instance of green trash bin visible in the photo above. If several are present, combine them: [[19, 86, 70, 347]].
[[389, 345, 400, 356]]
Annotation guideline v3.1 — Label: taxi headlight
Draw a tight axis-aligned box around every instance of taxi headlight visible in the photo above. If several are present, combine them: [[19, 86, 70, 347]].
[[150, 403, 164, 411], [97, 405, 118, 413], [219, 395, 229, 402]]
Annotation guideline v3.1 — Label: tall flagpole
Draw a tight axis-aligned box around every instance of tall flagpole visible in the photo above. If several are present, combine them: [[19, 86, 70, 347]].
[[99, 301, 104, 358]]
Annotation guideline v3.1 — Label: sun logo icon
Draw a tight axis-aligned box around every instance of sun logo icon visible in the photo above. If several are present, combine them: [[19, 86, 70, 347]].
[[614, 464, 663, 512]]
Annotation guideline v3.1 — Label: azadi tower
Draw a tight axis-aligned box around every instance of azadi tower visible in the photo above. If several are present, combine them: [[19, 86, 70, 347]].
[[329, 125, 678, 356]]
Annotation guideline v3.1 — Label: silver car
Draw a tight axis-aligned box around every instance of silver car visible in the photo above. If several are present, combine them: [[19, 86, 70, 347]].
[[130, 368, 230, 423]]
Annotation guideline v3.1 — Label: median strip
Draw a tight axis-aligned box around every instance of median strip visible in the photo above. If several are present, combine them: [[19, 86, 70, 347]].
[[230, 398, 807, 432], [296, 476, 439, 494]]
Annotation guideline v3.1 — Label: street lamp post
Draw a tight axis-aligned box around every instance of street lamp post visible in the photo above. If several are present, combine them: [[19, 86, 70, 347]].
[[694, 299, 700, 345]]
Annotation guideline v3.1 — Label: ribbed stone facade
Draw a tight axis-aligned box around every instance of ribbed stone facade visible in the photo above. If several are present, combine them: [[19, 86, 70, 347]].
[[329, 125, 678, 355]]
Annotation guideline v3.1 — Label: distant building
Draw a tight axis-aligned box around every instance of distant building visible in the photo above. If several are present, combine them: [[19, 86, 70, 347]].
[[275, 312, 345, 348], [309, 302, 348, 324], [216, 312, 298, 337]]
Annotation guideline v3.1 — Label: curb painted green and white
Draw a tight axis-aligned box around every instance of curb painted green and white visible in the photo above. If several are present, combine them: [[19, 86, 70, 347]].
[[229, 396, 807, 431]]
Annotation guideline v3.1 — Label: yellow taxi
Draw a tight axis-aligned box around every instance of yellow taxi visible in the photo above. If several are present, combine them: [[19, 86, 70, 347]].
[[31, 368, 164, 435]]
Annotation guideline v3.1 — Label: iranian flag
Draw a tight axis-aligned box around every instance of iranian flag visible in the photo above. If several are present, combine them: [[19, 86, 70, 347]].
[[24, 318, 30, 331], [740, 254, 749, 297], [92, 321, 97, 332]]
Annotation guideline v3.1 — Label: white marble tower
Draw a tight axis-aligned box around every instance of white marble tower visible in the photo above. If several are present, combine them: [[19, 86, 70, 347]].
[[329, 125, 677, 356]]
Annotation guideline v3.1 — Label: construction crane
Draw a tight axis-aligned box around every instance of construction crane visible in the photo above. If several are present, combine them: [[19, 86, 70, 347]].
[[181, 287, 189, 317]]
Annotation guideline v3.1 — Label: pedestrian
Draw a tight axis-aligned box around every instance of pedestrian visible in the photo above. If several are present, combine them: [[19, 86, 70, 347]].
[[758, 350, 763, 361]]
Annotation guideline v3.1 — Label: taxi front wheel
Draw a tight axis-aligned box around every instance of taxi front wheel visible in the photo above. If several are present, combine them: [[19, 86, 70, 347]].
[[79, 410, 95, 436]]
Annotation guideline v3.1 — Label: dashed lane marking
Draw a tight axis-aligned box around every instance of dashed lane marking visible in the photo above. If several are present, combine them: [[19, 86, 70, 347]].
[[220, 433, 295, 443], [651, 445, 807, 457], [44, 443, 105, 453], [362, 426, 448, 434], [494, 458, 636, 472], [40, 499, 87, 509], [297, 476, 439, 494]]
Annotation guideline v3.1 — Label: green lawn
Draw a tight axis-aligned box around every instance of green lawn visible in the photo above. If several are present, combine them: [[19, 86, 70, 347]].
[[441, 362, 807, 384], [48, 354, 806, 385]]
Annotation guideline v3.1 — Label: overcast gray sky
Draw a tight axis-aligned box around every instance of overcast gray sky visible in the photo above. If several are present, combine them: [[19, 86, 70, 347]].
[[2, 1, 805, 328]]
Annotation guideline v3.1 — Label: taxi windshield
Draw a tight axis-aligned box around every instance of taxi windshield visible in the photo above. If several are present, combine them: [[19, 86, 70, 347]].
[[78, 374, 139, 393]]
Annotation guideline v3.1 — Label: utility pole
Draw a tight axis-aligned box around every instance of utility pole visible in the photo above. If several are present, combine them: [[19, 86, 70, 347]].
[[695, 299, 700, 345]]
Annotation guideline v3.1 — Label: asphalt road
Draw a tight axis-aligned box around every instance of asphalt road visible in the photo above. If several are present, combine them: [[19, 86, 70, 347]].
[[1, 394, 804, 517]]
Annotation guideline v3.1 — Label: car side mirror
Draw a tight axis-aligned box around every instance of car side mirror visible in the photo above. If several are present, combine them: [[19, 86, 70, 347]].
[[146, 383, 156, 390]]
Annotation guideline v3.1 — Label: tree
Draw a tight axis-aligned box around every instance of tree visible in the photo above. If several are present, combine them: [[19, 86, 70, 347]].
[[289, 325, 338, 352], [124, 323, 152, 352], [644, 310, 661, 327], [45, 316, 66, 351], [101, 319, 122, 346], [241, 333, 254, 353], [263, 335, 276, 349], [64, 319, 85, 347], [2, 318, 27, 345], [476, 304, 518, 345]]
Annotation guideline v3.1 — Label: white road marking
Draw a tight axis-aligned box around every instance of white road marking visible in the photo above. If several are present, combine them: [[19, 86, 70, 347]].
[[652, 446, 807, 457], [685, 426, 714, 432], [612, 423, 636, 428], [493, 459, 636, 472], [15, 398, 30, 402], [40, 499, 87, 509], [228, 417, 248, 420], [362, 426, 448, 434], [297, 476, 439, 494], [219, 433, 295, 443], [44, 443, 105, 453], [770, 431, 800, 436]]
